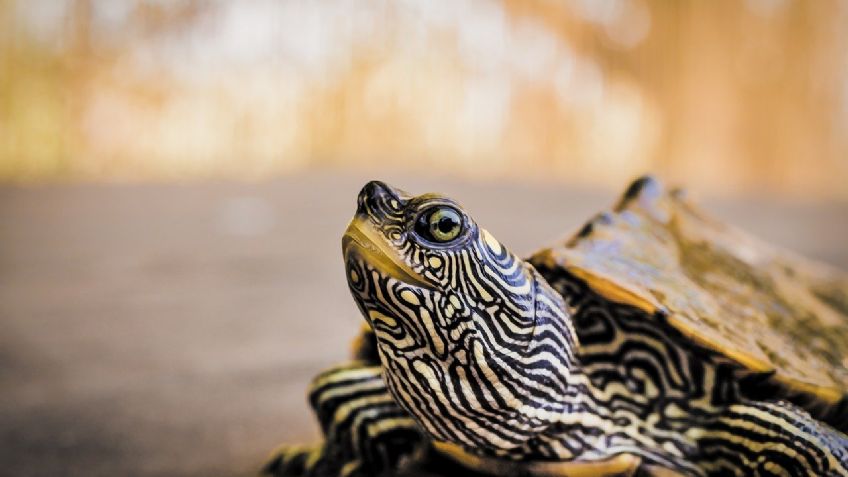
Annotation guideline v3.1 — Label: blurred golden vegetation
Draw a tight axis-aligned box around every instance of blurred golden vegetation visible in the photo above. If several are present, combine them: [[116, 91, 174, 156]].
[[1, 0, 847, 198]]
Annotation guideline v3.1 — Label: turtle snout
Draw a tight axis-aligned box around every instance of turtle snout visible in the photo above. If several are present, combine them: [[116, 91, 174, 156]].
[[356, 180, 406, 217]]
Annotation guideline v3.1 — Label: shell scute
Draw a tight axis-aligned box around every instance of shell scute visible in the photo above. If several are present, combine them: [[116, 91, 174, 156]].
[[534, 177, 848, 404]]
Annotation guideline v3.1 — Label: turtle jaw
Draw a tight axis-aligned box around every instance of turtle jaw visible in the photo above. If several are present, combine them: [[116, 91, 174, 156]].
[[342, 216, 432, 291]]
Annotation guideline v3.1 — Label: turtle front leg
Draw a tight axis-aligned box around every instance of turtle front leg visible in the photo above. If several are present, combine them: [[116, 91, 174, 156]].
[[263, 444, 326, 477], [693, 399, 848, 476], [262, 362, 426, 477]]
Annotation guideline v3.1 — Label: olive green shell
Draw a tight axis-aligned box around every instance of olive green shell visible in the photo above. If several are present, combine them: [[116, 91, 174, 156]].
[[531, 177, 848, 410]]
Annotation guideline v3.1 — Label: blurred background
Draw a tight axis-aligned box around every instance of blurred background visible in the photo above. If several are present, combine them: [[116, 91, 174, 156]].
[[1, 1, 847, 476], [3, 0, 848, 197]]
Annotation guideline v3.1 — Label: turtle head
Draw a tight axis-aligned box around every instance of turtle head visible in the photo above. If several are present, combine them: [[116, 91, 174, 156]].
[[343, 181, 580, 450]]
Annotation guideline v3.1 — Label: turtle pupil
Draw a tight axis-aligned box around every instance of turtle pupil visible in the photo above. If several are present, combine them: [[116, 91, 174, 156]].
[[437, 217, 456, 233]]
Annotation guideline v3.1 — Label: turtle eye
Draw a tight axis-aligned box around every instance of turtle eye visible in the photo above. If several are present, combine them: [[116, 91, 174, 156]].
[[415, 206, 463, 243]]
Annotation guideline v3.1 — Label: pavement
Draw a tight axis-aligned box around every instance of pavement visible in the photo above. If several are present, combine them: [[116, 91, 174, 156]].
[[1, 170, 846, 477]]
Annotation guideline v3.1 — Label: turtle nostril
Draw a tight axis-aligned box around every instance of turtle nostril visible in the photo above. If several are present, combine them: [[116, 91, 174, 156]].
[[355, 190, 369, 215]]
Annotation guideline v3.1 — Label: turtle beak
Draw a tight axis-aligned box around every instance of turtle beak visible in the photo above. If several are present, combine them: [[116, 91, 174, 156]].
[[343, 217, 432, 289]]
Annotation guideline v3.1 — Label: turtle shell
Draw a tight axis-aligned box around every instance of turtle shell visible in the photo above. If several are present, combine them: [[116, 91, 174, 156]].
[[530, 176, 848, 423]]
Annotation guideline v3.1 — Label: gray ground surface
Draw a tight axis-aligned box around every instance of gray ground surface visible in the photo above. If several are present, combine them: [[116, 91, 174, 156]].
[[1, 171, 846, 477]]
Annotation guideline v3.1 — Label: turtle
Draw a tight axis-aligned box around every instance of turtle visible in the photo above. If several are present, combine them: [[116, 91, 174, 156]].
[[263, 176, 848, 477]]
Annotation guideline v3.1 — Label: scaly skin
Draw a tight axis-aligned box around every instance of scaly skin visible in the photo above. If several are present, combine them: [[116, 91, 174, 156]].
[[263, 362, 425, 477]]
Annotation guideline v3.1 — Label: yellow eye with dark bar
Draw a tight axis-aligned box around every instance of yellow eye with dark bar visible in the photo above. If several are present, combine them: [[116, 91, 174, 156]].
[[415, 206, 463, 243]]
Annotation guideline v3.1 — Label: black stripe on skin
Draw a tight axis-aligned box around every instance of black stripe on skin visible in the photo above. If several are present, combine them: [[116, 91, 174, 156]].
[[383, 357, 467, 445], [406, 354, 529, 448]]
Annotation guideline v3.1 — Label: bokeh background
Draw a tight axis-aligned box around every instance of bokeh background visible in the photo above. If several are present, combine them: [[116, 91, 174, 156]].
[[1, 1, 847, 476], [4, 0, 848, 197]]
